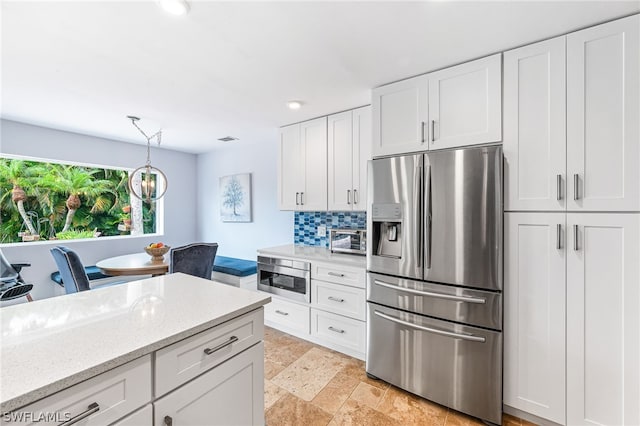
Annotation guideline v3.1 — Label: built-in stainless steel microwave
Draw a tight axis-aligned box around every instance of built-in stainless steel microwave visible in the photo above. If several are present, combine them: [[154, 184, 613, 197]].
[[330, 228, 367, 255]]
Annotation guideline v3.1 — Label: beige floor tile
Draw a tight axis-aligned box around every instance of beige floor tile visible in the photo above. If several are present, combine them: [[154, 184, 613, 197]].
[[266, 393, 333, 426], [311, 372, 360, 415], [264, 380, 288, 410], [445, 410, 485, 426], [339, 358, 389, 391], [271, 347, 347, 401], [264, 332, 315, 368], [349, 382, 385, 409], [329, 399, 400, 426], [265, 359, 285, 380], [376, 385, 448, 425]]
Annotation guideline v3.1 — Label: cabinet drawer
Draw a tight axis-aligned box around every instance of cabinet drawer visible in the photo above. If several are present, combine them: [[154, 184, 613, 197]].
[[155, 308, 264, 397], [264, 297, 310, 334], [312, 280, 365, 320], [310, 309, 365, 355], [5, 355, 151, 426], [313, 262, 365, 288], [154, 342, 264, 426]]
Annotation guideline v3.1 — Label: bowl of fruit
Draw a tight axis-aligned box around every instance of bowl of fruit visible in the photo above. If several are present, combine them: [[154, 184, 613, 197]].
[[144, 242, 170, 262]]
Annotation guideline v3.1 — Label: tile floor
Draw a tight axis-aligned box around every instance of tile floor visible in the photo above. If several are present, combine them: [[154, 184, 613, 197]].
[[264, 326, 534, 426]]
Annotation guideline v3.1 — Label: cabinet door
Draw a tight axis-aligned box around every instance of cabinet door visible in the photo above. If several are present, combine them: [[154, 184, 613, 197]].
[[567, 15, 640, 211], [567, 213, 640, 425], [504, 213, 566, 424], [278, 124, 301, 210], [155, 342, 265, 426], [428, 54, 502, 150], [300, 117, 327, 211], [352, 105, 371, 211], [504, 37, 566, 211], [371, 75, 428, 157], [328, 111, 354, 211], [111, 404, 152, 426]]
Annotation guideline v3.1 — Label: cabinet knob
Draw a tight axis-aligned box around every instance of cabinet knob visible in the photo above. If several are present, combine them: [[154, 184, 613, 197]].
[[164, 415, 173, 426]]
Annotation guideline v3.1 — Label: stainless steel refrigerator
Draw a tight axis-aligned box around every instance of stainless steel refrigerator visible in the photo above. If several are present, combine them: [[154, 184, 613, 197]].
[[366, 145, 503, 424]]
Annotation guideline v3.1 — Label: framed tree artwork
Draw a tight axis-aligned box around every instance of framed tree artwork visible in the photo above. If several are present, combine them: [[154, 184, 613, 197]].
[[220, 173, 251, 222]]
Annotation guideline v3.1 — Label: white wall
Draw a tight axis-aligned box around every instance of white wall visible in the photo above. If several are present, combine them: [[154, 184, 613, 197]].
[[0, 119, 198, 301], [196, 134, 292, 260]]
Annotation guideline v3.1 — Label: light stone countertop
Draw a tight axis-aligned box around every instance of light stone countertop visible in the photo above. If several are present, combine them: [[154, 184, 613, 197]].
[[257, 244, 366, 268], [0, 273, 270, 413]]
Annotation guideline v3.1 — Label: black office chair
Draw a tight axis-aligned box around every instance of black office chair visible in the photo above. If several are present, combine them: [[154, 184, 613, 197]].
[[50, 246, 92, 294], [0, 249, 34, 302], [169, 243, 218, 279]]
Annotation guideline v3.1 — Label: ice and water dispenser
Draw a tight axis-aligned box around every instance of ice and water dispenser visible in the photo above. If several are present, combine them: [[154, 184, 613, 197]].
[[371, 203, 402, 258]]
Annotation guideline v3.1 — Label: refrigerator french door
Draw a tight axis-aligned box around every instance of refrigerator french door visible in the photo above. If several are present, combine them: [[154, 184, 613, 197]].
[[366, 145, 503, 425]]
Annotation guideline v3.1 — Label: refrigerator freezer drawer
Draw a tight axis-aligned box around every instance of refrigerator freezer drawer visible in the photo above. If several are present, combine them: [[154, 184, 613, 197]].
[[367, 272, 502, 330], [366, 302, 502, 425]]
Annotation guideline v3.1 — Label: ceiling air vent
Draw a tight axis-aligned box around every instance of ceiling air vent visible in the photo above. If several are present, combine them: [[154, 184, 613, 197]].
[[217, 136, 239, 142]]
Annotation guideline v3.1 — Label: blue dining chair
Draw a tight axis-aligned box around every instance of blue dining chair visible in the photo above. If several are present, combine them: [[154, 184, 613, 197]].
[[50, 246, 92, 294]]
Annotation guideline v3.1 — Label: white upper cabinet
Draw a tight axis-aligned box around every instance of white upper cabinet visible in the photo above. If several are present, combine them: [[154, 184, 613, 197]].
[[300, 117, 328, 211], [566, 213, 640, 426], [278, 124, 302, 210], [504, 37, 567, 211], [504, 212, 566, 424], [371, 75, 428, 157], [328, 106, 371, 211], [427, 54, 502, 150], [278, 117, 327, 211], [567, 15, 640, 211]]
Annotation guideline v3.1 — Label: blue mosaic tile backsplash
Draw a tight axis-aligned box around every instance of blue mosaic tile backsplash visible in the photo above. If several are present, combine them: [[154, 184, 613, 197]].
[[294, 211, 367, 247]]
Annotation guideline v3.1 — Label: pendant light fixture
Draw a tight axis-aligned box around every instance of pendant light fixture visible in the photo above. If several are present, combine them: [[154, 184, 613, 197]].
[[127, 115, 168, 204]]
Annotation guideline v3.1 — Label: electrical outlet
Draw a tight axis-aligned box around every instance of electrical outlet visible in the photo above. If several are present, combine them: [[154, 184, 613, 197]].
[[317, 225, 327, 237]]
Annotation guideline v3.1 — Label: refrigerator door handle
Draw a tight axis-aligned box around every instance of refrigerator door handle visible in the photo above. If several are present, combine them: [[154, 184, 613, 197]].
[[415, 162, 423, 269], [373, 310, 486, 343], [373, 279, 486, 304], [425, 164, 432, 269]]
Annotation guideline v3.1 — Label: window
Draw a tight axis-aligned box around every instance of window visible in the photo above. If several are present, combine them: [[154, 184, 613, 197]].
[[0, 157, 159, 243]]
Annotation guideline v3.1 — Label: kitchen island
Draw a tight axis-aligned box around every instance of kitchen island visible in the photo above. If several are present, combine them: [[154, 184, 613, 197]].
[[0, 273, 270, 425]]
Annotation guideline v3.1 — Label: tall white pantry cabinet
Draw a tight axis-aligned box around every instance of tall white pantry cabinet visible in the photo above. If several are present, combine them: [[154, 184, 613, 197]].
[[503, 14, 640, 426]]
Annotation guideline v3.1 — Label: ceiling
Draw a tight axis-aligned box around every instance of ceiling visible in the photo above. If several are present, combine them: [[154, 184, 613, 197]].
[[2, 1, 639, 154]]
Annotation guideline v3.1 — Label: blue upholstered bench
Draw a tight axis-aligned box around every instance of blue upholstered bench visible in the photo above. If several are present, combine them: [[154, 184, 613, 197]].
[[211, 256, 257, 289], [50, 265, 111, 287]]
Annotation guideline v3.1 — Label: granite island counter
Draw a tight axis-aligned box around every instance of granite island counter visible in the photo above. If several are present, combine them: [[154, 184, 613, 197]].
[[0, 273, 270, 425]]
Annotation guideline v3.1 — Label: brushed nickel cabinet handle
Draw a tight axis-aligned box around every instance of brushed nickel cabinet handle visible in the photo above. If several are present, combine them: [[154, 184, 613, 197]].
[[557, 174, 562, 200], [204, 336, 238, 355], [347, 189, 351, 204], [328, 272, 345, 277], [59, 402, 100, 425], [295, 192, 300, 205], [300, 192, 304, 205], [353, 189, 358, 204], [328, 296, 345, 303], [557, 224, 562, 250], [574, 174, 579, 200], [421, 121, 425, 143], [431, 120, 436, 142], [328, 326, 345, 334], [573, 224, 579, 251], [275, 310, 289, 316]]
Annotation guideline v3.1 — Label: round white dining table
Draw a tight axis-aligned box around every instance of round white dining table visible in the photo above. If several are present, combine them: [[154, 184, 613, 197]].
[[96, 253, 169, 277]]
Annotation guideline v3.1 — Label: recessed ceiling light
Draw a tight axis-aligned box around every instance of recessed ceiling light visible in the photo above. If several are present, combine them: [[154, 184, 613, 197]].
[[158, 0, 190, 16], [287, 101, 303, 110], [218, 136, 239, 142]]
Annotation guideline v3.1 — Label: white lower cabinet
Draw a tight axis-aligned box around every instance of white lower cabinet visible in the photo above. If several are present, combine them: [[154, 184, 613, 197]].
[[310, 308, 366, 356], [264, 296, 310, 334], [505, 213, 640, 425], [5, 355, 151, 426], [111, 404, 152, 426], [504, 213, 566, 424], [566, 213, 640, 426], [154, 342, 265, 426]]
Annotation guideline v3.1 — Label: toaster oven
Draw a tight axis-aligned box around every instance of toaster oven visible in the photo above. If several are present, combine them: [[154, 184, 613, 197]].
[[330, 228, 367, 255]]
